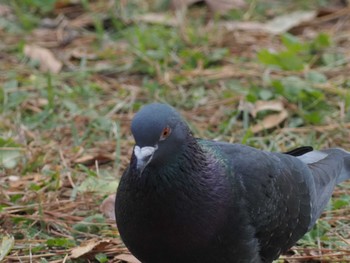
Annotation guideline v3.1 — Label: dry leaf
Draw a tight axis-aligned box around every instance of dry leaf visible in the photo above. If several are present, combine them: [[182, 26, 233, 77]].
[[70, 239, 114, 258], [9, 174, 43, 189], [70, 47, 98, 60], [250, 100, 285, 118], [73, 153, 114, 166], [100, 194, 116, 220], [116, 254, 141, 263], [239, 100, 288, 133], [251, 110, 288, 133], [264, 11, 317, 34], [0, 235, 15, 261], [0, 4, 11, 16], [171, 0, 246, 14], [24, 45, 62, 73], [221, 10, 317, 34], [8, 175, 20, 182], [171, 0, 201, 9], [54, 0, 83, 9], [239, 100, 285, 117], [220, 21, 269, 33], [206, 0, 246, 14], [136, 13, 179, 26]]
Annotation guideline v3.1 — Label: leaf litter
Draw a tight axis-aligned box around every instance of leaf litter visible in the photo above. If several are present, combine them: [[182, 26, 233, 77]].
[[24, 45, 63, 73], [0, 0, 350, 262]]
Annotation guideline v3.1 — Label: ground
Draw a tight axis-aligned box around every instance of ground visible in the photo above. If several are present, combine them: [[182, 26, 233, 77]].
[[0, 0, 350, 262]]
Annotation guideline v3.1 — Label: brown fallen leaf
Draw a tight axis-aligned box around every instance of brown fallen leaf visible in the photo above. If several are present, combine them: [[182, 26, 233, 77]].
[[171, 0, 246, 14], [116, 254, 141, 263], [251, 110, 288, 134], [70, 239, 114, 258], [100, 194, 116, 221], [264, 10, 317, 34], [220, 21, 268, 33], [221, 10, 317, 34], [70, 47, 98, 60], [54, 0, 79, 9], [0, 4, 12, 16], [24, 45, 62, 73], [238, 100, 289, 133], [135, 13, 179, 26], [206, 0, 246, 14], [73, 153, 114, 166], [8, 173, 45, 189], [0, 235, 15, 261], [239, 100, 285, 117], [171, 0, 201, 10], [250, 100, 285, 118]]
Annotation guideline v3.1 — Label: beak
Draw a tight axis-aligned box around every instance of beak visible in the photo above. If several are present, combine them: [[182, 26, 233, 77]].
[[134, 145, 157, 175]]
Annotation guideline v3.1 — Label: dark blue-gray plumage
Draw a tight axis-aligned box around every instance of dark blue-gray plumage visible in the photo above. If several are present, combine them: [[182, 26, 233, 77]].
[[115, 103, 350, 263]]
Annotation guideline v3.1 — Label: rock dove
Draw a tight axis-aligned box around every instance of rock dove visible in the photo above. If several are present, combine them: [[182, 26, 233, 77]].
[[115, 103, 350, 263]]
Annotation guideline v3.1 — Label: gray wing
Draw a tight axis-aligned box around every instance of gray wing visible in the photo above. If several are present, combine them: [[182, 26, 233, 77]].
[[227, 145, 313, 261], [206, 141, 350, 262]]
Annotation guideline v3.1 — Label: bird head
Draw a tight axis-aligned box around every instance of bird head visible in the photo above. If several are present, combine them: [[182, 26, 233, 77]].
[[130, 103, 189, 175]]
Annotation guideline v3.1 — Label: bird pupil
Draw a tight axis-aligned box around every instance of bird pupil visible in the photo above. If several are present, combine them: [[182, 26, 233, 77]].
[[160, 127, 171, 140]]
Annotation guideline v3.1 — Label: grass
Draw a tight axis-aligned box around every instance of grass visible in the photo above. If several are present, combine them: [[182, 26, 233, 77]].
[[0, 0, 350, 262]]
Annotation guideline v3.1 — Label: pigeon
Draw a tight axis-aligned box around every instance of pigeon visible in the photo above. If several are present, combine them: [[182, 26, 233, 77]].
[[115, 103, 350, 263]]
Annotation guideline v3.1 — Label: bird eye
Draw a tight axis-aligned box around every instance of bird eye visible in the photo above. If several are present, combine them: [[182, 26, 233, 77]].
[[160, 126, 171, 141]]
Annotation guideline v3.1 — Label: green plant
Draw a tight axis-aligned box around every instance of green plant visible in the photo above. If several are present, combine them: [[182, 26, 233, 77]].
[[258, 33, 331, 70]]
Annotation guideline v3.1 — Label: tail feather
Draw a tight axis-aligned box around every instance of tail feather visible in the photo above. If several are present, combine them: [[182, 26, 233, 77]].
[[297, 148, 350, 184], [337, 155, 350, 184], [297, 148, 350, 229]]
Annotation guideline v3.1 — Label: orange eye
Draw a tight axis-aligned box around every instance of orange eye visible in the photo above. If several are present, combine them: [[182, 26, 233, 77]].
[[160, 126, 171, 140]]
